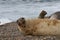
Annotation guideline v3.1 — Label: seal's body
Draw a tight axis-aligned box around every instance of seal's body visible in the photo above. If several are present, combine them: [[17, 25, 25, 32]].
[[50, 11, 60, 19], [17, 18, 60, 35]]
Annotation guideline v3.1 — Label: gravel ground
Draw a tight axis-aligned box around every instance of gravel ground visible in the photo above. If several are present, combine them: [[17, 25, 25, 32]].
[[0, 22, 60, 40]]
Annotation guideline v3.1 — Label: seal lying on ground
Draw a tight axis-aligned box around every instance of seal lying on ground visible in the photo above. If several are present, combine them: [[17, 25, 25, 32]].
[[17, 17, 60, 35], [50, 11, 60, 20]]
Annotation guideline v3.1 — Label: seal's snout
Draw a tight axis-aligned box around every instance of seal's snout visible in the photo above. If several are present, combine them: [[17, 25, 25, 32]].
[[16, 17, 26, 27]]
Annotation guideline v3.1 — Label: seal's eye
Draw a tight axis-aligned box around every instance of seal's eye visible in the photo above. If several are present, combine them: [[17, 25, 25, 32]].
[[21, 18, 24, 20]]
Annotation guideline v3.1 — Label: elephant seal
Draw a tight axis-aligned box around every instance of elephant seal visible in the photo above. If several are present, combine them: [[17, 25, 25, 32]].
[[50, 11, 60, 20], [17, 17, 60, 35]]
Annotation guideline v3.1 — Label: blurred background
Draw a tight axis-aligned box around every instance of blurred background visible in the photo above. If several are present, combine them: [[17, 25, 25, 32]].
[[0, 0, 60, 25]]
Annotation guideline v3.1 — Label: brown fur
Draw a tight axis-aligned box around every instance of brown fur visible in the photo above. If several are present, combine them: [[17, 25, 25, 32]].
[[17, 18, 60, 35]]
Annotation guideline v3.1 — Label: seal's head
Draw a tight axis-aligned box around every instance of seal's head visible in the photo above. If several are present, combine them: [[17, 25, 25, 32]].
[[16, 17, 33, 35], [17, 17, 26, 28]]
